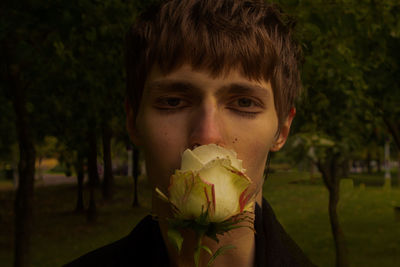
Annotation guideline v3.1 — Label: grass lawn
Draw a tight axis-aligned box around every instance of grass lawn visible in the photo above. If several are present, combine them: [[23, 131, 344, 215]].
[[264, 171, 400, 267], [1, 171, 399, 266]]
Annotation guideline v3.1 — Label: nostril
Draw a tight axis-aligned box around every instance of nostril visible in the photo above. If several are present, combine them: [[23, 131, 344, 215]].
[[191, 143, 201, 150]]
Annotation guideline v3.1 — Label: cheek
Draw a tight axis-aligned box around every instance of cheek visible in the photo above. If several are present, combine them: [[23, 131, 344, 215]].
[[235, 119, 278, 185], [138, 112, 186, 190], [240, 139, 270, 184]]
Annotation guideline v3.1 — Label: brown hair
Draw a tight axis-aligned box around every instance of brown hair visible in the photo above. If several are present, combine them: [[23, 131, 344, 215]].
[[126, 0, 302, 127]]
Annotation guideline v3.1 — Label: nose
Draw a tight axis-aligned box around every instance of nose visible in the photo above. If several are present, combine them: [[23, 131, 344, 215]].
[[189, 99, 225, 149]]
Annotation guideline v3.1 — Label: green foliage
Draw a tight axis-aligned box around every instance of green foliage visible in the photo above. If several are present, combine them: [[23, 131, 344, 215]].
[[35, 136, 59, 159], [1, 0, 140, 167], [48, 0, 137, 152], [206, 244, 235, 267], [268, 4, 400, 265], [272, 0, 400, 169], [2, 0, 397, 168], [167, 228, 184, 252]]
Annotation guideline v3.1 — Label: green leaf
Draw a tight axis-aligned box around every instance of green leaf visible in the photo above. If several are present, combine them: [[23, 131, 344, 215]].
[[207, 232, 219, 243], [207, 245, 236, 267], [200, 245, 213, 256], [167, 228, 183, 253], [194, 245, 201, 267]]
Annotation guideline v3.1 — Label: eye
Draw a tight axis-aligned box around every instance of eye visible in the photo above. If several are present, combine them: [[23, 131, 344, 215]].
[[237, 98, 253, 107], [229, 97, 261, 109], [154, 97, 189, 110], [227, 97, 264, 118], [164, 98, 181, 107]]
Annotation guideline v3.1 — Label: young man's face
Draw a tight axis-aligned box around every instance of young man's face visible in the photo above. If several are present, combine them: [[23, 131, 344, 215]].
[[127, 64, 293, 195]]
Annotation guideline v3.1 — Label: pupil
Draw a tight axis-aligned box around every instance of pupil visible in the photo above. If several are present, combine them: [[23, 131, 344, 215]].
[[167, 98, 180, 106], [238, 98, 251, 107]]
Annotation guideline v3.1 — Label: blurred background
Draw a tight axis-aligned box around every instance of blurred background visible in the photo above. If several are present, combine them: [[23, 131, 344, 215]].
[[1, 0, 399, 266]]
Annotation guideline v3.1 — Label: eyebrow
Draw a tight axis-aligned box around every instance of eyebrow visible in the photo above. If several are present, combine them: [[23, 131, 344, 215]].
[[217, 83, 270, 98], [146, 80, 200, 94], [146, 79, 270, 98]]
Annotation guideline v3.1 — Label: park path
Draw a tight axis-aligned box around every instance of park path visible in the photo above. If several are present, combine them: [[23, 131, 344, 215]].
[[35, 173, 82, 186], [0, 173, 84, 191]]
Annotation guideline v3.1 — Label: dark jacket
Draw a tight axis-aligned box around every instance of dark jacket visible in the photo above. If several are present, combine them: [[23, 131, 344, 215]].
[[64, 198, 316, 267]]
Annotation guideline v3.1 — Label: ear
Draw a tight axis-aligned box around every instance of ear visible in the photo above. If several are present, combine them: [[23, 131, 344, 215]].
[[125, 98, 142, 146], [270, 107, 296, 152]]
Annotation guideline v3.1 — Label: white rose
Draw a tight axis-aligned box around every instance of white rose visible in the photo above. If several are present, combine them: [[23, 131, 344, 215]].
[[157, 144, 254, 223]]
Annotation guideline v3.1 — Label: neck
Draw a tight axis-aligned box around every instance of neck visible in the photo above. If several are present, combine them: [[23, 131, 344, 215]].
[[153, 194, 262, 267]]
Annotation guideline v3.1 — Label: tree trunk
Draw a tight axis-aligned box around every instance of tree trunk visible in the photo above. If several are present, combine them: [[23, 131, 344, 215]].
[[384, 139, 391, 182], [65, 161, 72, 177], [318, 155, 349, 267], [398, 151, 400, 187], [87, 129, 99, 222], [366, 151, 372, 174], [102, 122, 114, 200], [377, 158, 381, 173], [383, 118, 400, 150], [75, 152, 85, 213], [11, 68, 36, 267], [328, 185, 349, 267], [309, 160, 316, 179], [339, 159, 350, 178], [87, 186, 97, 222], [383, 119, 400, 187], [132, 147, 140, 207], [127, 145, 133, 177], [37, 156, 43, 180]]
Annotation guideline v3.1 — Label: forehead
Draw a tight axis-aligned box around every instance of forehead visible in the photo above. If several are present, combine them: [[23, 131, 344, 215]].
[[144, 64, 272, 97]]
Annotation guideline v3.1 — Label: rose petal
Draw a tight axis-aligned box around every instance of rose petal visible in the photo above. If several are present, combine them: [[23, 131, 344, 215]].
[[169, 171, 214, 220], [191, 144, 245, 172], [198, 159, 251, 222], [166, 145, 255, 223], [181, 149, 204, 171]]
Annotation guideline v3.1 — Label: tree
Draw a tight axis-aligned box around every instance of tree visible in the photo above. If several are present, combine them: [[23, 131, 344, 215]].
[[276, 1, 400, 266], [86, 127, 100, 222], [352, 0, 400, 181], [1, 0, 141, 263], [0, 0, 64, 265], [52, 0, 136, 204], [132, 146, 140, 207], [274, 0, 380, 266], [102, 120, 114, 200]]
